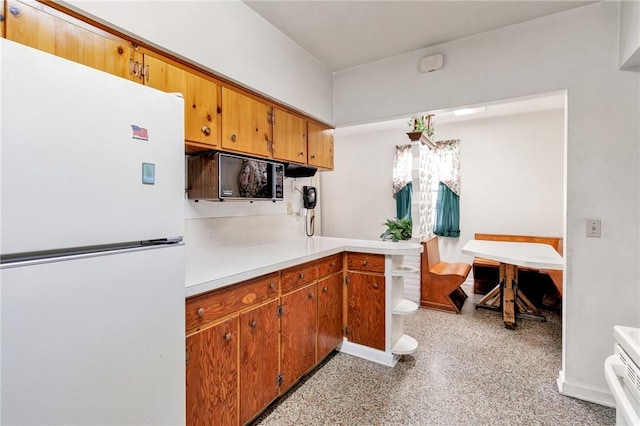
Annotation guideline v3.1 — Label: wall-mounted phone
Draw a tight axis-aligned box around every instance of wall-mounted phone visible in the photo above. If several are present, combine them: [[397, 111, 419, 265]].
[[303, 186, 317, 237], [303, 186, 317, 209]]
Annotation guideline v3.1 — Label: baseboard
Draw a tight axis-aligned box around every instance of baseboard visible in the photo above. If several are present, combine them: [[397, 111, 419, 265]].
[[556, 370, 616, 407], [339, 340, 399, 367]]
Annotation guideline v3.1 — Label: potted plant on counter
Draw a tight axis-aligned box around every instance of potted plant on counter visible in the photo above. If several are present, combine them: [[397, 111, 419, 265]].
[[380, 217, 413, 242]]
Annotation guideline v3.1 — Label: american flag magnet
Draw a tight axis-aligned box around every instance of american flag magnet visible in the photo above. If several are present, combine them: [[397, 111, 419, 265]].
[[131, 124, 149, 141]]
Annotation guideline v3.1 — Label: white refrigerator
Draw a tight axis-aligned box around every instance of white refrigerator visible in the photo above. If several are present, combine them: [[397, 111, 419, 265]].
[[0, 39, 186, 425]]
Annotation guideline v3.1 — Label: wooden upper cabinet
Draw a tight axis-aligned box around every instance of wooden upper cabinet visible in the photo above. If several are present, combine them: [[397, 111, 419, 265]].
[[221, 87, 272, 158], [144, 53, 220, 149], [272, 107, 307, 163], [307, 121, 334, 170], [1, 0, 6, 38], [5, 1, 136, 80]]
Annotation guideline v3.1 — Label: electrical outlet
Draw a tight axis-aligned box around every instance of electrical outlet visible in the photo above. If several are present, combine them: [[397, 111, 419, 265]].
[[287, 202, 293, 215], [586, 219, 601, 238]]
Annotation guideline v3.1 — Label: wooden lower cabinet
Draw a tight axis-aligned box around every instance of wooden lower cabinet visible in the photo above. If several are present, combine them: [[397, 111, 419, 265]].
[[280, 282, 318, 390], [317, 273, 344, 360], [346, 272, 385, 351], [239, 299, 280, 425], [186, 317, 238, 426]]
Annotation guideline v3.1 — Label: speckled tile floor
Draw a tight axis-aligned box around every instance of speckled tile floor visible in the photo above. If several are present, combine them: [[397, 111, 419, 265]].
[[253, 285, 615, 426]]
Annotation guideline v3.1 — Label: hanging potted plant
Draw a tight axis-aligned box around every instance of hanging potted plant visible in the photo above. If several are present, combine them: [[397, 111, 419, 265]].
[[407, 114, 435, 141], [380, 217, 413, 242]]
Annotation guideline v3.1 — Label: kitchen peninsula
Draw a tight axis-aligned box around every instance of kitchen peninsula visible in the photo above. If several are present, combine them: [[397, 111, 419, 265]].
[[185, 236, 422, 425]]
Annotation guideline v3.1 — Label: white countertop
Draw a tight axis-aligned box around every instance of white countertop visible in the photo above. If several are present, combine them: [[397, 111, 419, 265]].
[[185, 236, 423, 297], [461, 239, 563, 270]]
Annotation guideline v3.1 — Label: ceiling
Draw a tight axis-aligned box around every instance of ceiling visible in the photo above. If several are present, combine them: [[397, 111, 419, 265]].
[[243, 1, 597, 72]]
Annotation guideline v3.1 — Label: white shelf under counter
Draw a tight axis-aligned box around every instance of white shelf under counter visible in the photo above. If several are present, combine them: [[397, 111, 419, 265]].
[[391, 264, 419, 276], [392, 298, 419, 315], [392, 334, 419, 355]]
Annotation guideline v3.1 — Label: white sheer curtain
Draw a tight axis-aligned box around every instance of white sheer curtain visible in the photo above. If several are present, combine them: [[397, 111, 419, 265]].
[[418, 142, 434, 241], [418, 139, 461, 241], [392, 145, 413, 195]]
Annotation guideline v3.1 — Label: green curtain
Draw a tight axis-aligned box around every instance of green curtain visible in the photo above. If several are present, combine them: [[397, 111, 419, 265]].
[[396, 182, 412, 220], [434, 182, 460, 237]]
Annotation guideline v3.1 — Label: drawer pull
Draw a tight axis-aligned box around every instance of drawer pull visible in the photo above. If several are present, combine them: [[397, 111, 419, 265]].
[[372, 282, 379, 289], [362, 260, 368, 266], [308, 292, 314, 299], [322, 287, 328, 292], [250, 320, 257, 328], [330, 262, 335, 267], [270, 283, 277, 291], [197, 308, 205, 318], [299, 273, 305, 279], [224, 332, 232, 341]]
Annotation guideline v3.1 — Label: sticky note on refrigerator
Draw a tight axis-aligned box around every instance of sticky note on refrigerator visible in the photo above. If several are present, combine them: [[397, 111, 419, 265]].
[[142, 162, 155, 184]]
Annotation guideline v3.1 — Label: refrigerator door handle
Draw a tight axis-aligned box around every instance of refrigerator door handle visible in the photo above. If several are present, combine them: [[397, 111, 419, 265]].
[[141, 237, 183, 246]]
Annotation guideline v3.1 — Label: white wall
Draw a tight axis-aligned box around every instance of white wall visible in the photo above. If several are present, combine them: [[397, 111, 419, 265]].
[[61, 0, 333, 124], [333, 2, 640, 406], [436, 108, 565, 265], [320, 127, 400, 241]]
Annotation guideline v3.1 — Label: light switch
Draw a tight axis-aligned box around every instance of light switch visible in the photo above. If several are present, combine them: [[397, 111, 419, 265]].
[[586, 219, 601, 238]]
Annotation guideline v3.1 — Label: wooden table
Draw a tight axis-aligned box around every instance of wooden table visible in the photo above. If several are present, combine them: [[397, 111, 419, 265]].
[[461, 240, 563, 329]]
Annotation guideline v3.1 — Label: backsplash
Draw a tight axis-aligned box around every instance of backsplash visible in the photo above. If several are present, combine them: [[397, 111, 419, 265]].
[[184, 157, 319, 256]]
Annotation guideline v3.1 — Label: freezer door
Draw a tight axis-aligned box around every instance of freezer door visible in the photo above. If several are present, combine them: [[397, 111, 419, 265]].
[[1, 245, 185, 425], [0, 40, 184, 255]]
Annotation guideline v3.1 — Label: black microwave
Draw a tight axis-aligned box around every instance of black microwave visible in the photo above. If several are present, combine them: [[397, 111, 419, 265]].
[[187, 152, 284, 201]]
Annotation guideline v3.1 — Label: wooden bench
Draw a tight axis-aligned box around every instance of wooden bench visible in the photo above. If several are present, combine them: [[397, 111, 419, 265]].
[[420, 236, 472, 314], [472, 233, 563, 298]]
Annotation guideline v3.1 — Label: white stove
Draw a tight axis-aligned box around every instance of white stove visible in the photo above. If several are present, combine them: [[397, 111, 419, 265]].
[[605, 325, 640, 425]]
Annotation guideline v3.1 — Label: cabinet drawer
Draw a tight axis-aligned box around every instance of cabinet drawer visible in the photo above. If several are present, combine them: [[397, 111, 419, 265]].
[[281, 261, 317, 294], [186, 273, 279, 333], [318, 254, 343, 278], [347, 252, 385, 273]]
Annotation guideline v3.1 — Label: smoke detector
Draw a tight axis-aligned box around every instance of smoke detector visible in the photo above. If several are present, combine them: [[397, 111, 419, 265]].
[[419, 54, 444, 73]]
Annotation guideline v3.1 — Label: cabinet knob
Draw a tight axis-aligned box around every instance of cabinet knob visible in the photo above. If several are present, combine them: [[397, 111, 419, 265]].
[[231, 134, 237, 142], [298, 151, 304, 156], [250, 320, 257, 328], [372, 282, 379, 289], [308, 292, 314, 299], [310, 155, 316, 159], [270, 283, 277, 291], [201, 125, 211, 136], [322, 287, 328, 292], [330, 262, 335, 267], [299, 272, 305, 279], [362, 260, 368, 266], [197, 307, 205, 317], [224, 332, 232, 341]]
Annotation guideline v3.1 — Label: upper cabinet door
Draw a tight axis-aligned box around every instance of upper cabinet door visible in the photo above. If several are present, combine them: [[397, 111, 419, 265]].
[[144, 53, 220, 149], [307, 122, 334, 170], [5, 1, 137, 81], [272, 107, 307, 164], [221, 87, 272, 159]]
